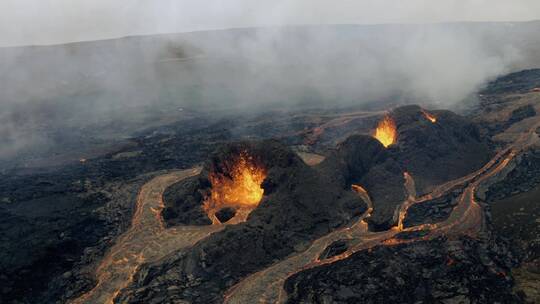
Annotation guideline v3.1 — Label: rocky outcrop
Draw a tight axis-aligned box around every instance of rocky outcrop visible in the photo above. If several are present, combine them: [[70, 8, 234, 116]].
[[486, 150, 540, 201], [162, 176, 212, 226], [486, 148, 540, 303], [389, 105, 492, 195], [318, 135, 406, 230], [284, 237, 521, 304], [403, 189, 462, 228], [509, 104, 537, 125], [480, 69, 540, 95]]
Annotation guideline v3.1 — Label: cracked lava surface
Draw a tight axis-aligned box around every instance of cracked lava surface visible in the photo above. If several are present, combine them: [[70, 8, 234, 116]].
[[223, 120, 540, 304], [72, 118, 540, 304], [70, 168, 224, 304]]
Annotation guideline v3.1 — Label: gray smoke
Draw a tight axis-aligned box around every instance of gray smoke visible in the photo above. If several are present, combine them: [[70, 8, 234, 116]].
[[2, 1, 540, 47], [1, 21, 540, 164]]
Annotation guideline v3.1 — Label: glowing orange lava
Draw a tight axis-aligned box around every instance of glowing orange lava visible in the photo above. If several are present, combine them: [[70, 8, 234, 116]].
[[204, 151, 267, 224], [422, 110, 437, 123], [373, 115, 397, 148]]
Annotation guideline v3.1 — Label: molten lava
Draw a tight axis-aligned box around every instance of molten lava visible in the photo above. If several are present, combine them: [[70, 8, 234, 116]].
[[204, 151, 267, 224], [373, 115, 397, 148], [422, 110, 437, 123]]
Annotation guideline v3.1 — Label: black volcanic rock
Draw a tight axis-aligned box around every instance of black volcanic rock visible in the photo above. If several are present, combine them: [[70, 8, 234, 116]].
[[510, 104, 536, 125], [394, 229, 430, 240], [162, 139, 310, 226], [319, 239, 350, 260], [162, 176, 212, 226], [480, 104, 538, 136], [390, 105, 492, 194], [319, 135, 407, 230], [486, 149, 540, 202], [215, 207, 236, 223], [360, 159, 406, 230], [318, 134, 388, 186], [311, 103, 494, 232], [481, 69, 540, 95], [284, 237, 520, 304], [403, 189, 462, 229], [118, 140, 367, 303], [486, 149, 540, 274]]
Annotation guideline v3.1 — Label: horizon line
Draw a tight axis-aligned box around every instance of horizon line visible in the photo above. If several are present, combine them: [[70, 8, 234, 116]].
[[1, 19, 539, 49]]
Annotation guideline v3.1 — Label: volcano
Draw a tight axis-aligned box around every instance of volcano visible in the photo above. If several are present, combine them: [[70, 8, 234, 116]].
[[108, 101, 527, 303], [2, 29, 540, 304], [316, 105, 493, 231], [202, 150, 267, 224]]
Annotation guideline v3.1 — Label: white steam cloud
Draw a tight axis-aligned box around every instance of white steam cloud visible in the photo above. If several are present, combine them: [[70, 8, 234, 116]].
[[1, 2, 540, 164]]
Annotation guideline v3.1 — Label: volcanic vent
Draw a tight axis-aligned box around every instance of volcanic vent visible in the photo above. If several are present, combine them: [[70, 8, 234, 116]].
[[373, 114, 397, 147], [162, 140, 321, 227], [318, 105, 491, 231], [203, 150, 267, 224]]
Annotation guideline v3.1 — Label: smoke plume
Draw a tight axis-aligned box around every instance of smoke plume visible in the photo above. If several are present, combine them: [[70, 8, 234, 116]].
[[1, 7, 540, 164]]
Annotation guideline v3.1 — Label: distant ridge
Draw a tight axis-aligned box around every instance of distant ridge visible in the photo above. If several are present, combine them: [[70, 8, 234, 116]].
[[2, 20, 540, 49]]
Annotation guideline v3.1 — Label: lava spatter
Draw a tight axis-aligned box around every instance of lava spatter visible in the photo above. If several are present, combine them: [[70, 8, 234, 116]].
[[422, 110, 437, 123], [373, 115, 397, 148], [203, 151, 267, 224], [71, 168, 225, 304]]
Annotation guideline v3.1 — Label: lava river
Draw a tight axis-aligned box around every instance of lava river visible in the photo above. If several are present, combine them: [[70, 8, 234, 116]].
[[223, 119, 540, 304], [72, 115, 540, 304], [71, 151, 268, 304]]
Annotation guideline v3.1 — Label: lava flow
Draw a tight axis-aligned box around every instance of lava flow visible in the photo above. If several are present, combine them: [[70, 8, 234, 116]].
[[422, 110, 437, 123], [373, 114, 397, 147], [203, 151, 267, 224], [72, 111, 540, 304], [70, 168, 226, 304], [224, 119, 540, 304], [223, 183, 378, 304]]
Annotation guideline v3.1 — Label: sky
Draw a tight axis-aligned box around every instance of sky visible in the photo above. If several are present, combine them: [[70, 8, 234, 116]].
[[1, 0, 540, 47]]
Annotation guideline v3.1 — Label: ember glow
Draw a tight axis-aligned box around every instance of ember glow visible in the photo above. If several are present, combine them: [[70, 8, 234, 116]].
[[422, 110, 437, 123], [204, 151, 267, 224], [373, 115, 397, 148]]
